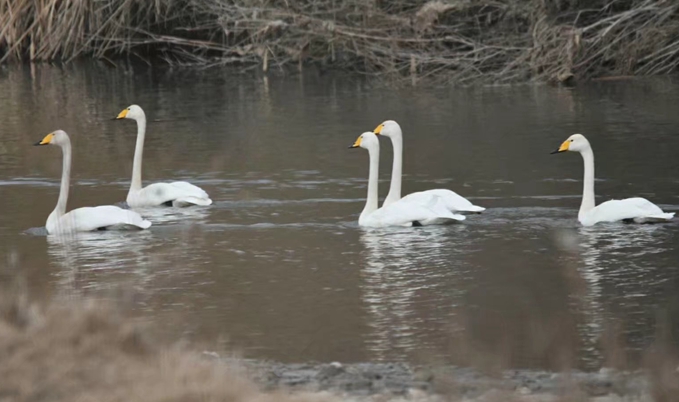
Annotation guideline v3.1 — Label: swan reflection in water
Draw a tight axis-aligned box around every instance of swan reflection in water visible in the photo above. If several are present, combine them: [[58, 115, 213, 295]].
[[42, 204, 214, 325], [556, 223, 674, 366], [47, 230, 157, 300], [358, 225, 472, 361]]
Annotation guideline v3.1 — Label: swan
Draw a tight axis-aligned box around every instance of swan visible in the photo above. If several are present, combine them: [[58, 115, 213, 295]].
[[551, 133, 674, 226], [373, 120, 485, 214], [115, 105, 212, 208], [35, 130, 152, 234], [349, 132, 466, 227]]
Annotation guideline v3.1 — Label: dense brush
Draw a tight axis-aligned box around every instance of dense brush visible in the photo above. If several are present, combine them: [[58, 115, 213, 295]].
[[1, 0, 679, 84]]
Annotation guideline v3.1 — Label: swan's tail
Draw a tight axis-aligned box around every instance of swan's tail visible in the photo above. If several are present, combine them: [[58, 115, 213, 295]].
[[425, 196, 467, 223], [125, 210, 152, 229], [457, 205, 485, 214], [107, 217, 151, 230], [173, 197, 213, 207], [451, 213, 467, 221]]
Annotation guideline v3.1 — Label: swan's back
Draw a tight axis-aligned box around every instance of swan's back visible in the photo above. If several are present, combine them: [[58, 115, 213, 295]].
[[402, 189, 485, 213], [129, 181, 212, 207], [360, 196, 465, 227], [580, 197, 674, 226], [47, 206, 151, 234]]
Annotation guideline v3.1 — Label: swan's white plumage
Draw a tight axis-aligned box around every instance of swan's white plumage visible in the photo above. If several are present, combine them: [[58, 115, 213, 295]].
[[116, 105, 212, 208], [401, 189, 486, 214], [579, 198, 674, 226], [553, 133, 673, 226], [47, 206, 152, 234], [36, 130, 151, 235], [127, 182, 212, 208], [373, 120, 485, 214], [360, 194, 465, 228], [351, 132, 465, 228]]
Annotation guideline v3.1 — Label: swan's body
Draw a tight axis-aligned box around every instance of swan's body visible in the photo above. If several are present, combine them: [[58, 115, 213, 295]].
[[126, 182, 211, 208], [35, 131, 152, 235], [373, 120, 485, 214], [116, 105, 212, 208], [350, 132, 465, 228], [552, 134, 674, 226]]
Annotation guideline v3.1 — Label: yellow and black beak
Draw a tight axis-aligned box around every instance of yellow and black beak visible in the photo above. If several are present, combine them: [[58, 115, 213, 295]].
[[373, 124, 384, 135], [34, 133, 54, 146], [550, 140, 570, 154], [115, 109, 128, 120], [349, 136, 362, 149]]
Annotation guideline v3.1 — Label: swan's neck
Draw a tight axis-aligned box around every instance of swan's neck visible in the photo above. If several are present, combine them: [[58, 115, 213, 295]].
[[130, 114, 146, 194], [384, 131, 403, 206], [579, 147, 596, 218], [361, 146, 380, 220], [49, 140, 72, 226]]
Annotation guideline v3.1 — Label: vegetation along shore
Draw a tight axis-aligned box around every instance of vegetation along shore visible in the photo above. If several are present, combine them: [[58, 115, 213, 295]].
[[1, 294, 677, 401], [2, 0, 679, 85]]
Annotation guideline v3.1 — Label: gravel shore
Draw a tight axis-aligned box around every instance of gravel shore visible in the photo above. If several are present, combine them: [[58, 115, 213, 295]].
[[218, 357, 655, 401]]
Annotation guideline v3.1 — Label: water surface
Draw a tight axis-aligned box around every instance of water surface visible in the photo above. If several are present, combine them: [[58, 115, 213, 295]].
[[1, 64, 679, 369]]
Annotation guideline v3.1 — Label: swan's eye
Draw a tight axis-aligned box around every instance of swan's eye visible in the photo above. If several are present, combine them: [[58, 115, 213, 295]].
[[570, 139, 574, 142]]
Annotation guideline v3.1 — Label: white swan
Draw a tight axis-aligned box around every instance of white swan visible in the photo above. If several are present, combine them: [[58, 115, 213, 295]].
[[373, 120, 485, 214], [551, 133, 674, 226], [35, 131, 152, 234], [349, 132, 465, 227], [115, 105, 212, 208]]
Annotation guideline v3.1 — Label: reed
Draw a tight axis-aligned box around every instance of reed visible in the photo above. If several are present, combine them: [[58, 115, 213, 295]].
[[2, 0, 679, 84], [0, 290, 674, 401], [0, 292, 331, 402]]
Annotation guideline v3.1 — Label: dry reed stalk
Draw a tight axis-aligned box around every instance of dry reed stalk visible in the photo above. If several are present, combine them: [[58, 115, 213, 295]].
[[0, 0, 679, 85], [0, 295, 332, 402]]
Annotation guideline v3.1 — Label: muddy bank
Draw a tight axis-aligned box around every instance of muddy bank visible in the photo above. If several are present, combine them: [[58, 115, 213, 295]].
[[227, 358, 654, 401]]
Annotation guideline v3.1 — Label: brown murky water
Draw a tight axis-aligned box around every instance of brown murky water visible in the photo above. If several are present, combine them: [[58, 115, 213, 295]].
[[1, 64, 679, 370]]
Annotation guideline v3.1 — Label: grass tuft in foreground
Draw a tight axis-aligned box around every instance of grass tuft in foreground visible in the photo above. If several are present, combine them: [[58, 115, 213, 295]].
[[0, 294, 326, 402]]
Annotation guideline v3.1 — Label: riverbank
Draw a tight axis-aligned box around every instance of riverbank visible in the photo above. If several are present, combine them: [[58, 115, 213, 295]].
[[0, 296, 675, 401], [239, 359, 655, 401], [2, 0, 679, 85]]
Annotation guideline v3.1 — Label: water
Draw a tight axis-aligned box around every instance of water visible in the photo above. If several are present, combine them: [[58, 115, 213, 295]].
[[1, 63, 679, 370]]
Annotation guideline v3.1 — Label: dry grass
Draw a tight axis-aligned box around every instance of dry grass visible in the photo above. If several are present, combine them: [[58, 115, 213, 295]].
[[1, 0, 679, 84], [0, 291, 677, 401], [0, 294, 330, 402]]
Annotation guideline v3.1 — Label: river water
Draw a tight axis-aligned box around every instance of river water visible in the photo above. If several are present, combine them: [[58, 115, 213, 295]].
[[1, 63, 678, 370]]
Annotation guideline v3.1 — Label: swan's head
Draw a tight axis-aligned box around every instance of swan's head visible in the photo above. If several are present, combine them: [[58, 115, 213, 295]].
[[551, 133, 590, 154], [349, 132, 379, 151], [116, 104, 145, 120], [373, 120, 401, 138], [34, 130, 70, 147]]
